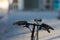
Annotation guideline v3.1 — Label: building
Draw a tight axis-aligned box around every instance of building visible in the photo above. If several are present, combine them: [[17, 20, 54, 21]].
[[9, 0, 60, 11], [9, 0, 24, 10]]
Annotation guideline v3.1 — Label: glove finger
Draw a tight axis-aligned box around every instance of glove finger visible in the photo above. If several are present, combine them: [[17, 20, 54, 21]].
[[46, 29, 50, 33], [49, 26, 54, 30]]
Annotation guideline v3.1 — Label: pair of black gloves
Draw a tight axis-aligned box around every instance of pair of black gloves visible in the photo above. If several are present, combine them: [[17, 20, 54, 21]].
[[13, 21, 54, 33]]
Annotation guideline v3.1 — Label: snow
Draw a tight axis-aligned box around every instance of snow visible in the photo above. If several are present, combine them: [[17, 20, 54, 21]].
[[0, 11, 60, 40]]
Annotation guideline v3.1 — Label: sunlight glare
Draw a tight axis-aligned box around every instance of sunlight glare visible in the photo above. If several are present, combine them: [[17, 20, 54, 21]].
[[0, 0, 9, 10]]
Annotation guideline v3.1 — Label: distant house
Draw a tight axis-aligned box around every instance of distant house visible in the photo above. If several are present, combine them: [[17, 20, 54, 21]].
[[9, 0, 60, 11]]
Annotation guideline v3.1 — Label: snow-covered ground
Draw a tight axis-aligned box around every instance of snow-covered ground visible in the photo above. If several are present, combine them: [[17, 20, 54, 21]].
[[0, 11, 60, 40]]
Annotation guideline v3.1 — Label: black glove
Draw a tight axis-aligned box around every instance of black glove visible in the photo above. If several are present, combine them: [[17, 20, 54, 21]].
[[39, 23, 54, 33], [13, 21, 27, 26]]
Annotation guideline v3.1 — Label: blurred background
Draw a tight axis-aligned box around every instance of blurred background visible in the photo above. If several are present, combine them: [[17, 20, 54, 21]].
[[0, 0, 60, 40], [0, 0, 60, 12], [8, 0, 60, 11]]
